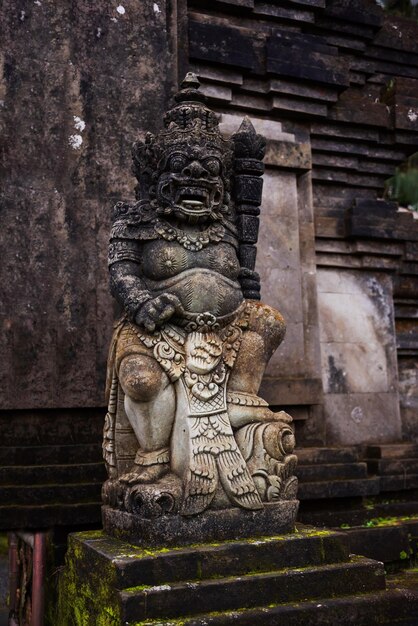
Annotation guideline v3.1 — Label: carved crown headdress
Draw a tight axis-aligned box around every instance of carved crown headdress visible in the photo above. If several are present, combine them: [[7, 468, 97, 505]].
[[160, 73, 230, 149], [132, 73, 233, 198]]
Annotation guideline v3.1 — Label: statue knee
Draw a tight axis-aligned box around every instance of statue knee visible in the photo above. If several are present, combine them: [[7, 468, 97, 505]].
[[119, 355, 164, 402], [247, 301, 286, 354]]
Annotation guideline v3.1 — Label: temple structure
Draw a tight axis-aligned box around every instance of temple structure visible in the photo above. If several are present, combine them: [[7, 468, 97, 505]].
[[2, 1, 418, 623]]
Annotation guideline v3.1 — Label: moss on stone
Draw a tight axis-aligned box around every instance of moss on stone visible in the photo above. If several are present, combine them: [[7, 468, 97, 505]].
[[56, 535, 121, 625], [0, 533, 8, 556], [78, 530, 106, 540]]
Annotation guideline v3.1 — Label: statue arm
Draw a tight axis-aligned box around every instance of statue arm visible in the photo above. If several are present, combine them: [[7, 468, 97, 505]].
[[109, 260, 182, 332], [109, 260, 152, 321]]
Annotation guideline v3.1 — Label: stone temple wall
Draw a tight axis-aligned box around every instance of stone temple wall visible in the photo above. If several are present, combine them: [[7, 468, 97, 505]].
[[0, 0, 185, 528], [186, 0, 418, 447], [1, 0, 183, 411], [1, 0, 418, 527]]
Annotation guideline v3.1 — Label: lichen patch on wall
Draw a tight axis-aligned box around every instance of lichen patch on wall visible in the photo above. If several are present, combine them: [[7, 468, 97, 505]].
[[73, 116, 85, 132], [68, 134, 83, 150]]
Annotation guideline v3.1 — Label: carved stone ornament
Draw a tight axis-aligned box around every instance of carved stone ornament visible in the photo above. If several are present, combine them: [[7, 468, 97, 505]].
[[102, 73, 298, 539]]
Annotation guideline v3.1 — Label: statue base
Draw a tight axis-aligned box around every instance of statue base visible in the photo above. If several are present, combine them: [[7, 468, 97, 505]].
[[102, 501, 299, 547]]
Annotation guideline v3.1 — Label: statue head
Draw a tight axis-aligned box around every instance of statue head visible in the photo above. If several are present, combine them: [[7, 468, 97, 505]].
[[132, 73, 233, 223]]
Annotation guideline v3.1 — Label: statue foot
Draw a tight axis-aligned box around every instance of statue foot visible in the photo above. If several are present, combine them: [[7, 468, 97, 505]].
[[120, 463, 170, 485]]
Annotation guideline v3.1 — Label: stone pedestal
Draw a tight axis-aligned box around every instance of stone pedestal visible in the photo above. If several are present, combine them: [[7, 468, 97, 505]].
[[56, 526, 418, 625], [102, 501, 299, 547]]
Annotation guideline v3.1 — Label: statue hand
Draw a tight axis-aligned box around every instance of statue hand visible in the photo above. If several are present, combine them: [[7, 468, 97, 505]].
[[135, 293, 182, 332]]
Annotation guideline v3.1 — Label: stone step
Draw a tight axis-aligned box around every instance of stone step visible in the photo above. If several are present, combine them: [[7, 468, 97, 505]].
[[0, 502, 102, 530], [103, 502, 299, 547], [119, 557, 386, 622], [140, 588, 418, 626], [0, 482, 102, 505], [296, 447, 360, 465], [298, 494, 418, 527], [380, 474, 418, 491], [71, 526, 349, 589], [367, 458, 418, 475], [297, 515, 418, 566], [388, 568, 418, 595], [0, 443, 103, 465], [341, 523, 413, 565], [367, 444, 418, 459], [296, 462, 368, 482], [0, 409, 103, 446], [0, 462, 106, 485], [298, 477, 380, 500]]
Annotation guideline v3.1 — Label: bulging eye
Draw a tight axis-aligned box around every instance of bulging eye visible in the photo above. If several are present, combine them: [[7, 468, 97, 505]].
[[204, 158, 221, 176], [169, 154, 187, 172]]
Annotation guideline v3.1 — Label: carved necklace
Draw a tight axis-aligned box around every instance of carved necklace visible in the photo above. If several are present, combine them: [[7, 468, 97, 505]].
[[154, 220, 225, 252]]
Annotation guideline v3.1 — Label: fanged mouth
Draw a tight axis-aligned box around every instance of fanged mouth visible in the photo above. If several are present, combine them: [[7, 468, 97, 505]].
[[176, 186, 210, 211], [159, 179, 223, 217]]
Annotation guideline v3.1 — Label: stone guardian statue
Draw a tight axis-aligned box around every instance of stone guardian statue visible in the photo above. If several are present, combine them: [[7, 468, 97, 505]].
[[102, 74, 298, 536]]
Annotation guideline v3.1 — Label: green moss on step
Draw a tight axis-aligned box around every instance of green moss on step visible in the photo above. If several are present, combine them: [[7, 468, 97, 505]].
[[56, 536, 121, 625]]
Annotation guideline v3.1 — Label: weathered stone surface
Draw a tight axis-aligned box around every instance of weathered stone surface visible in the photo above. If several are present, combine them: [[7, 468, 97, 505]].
[[1, 0, 179, 409], [317, 268, 402, 445], [219, 114, 321, 408], [121, 556, 384, 622], [0, 462, 106, 485], [259, 376, 323, 406], [253, 4, 316, 22], [296, 462, 367, 482], [103, 501, 299, 547], [0, 443, 102, 466], [264, 140, 312, 170], [368, 458, 418, 476], [0, 483, 102, 506], [0, 408, 103, 446], [298, 477, 380, 500], [367, 443, 418, 459], [269, 78, 339, 103], [0, 503, 102, 530], [347, 199, 418, 241], [266, 32, 349, 88], [323, 393, 402, 446], [65, 525, 350, 587], [296, 446, 360, 464], [380, 474, 418, 492], [56, 528, 404, 625], [298, 492, 418, 528], [272, 95, 328, 118], [338, 522, 415, 566], [189, 21, 258, 70], [129, 590, 418, 625], [0, 407, 105, 528]]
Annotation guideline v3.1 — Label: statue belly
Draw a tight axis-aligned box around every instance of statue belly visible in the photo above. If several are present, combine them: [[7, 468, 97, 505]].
[[147, 269, 243, 317]]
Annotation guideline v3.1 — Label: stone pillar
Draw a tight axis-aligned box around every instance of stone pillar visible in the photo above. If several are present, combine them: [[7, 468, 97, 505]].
[[220, 115, 323, 422]]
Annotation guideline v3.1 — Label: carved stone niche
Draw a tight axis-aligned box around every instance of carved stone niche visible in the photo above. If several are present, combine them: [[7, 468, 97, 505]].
[[101, 73, 298, 546]]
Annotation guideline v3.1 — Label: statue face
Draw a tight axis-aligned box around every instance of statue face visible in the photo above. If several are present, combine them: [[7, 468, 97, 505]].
[[156, 144, 226, 221]]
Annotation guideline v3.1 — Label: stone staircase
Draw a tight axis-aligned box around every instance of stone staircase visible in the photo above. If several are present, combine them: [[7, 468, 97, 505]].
[[57, 526, 418, 625], [0, 409, 105, 529], [366, 443, 418, 492], [296, 446, 380, 502]]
